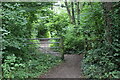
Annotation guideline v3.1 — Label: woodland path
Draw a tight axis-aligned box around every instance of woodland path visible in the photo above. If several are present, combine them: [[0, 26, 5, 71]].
[[40, 54, 83, 78], [39, 40, 83, 78], [39, 39, 60, 56], [39, 40, 50, 53]]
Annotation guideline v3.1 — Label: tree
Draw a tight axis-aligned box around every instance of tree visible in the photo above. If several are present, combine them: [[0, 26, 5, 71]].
[[103, 2, 113, 44], [77, 2, 80, 25], [71, 2, 75, 24], [64, 0, 73, 24]]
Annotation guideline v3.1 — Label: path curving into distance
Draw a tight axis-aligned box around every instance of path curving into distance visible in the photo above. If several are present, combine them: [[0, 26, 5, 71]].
[[39, 39, 60, 56]]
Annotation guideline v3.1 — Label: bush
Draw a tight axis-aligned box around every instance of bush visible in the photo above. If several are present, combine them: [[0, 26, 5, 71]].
[[2, 53, 62, 78], [64, 25, 84, 54]]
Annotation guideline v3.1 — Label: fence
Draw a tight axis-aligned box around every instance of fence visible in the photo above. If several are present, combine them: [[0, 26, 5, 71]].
[[26, 37, 64, 60]]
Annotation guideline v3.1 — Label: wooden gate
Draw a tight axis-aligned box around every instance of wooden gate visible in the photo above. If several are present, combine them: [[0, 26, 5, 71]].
[[26, 37, 64, 60]]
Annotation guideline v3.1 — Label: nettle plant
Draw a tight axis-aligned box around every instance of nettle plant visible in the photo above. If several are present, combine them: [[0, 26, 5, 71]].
[[2, 54, 25, 78]]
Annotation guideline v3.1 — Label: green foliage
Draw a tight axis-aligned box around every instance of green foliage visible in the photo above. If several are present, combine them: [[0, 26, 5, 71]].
[[61, 3, 103, 54], [45, 13, 69, 37], [0, 27, 10, 79], [2, 2, 53, 57], [2, 2, 120, 79], [2, 2, 61, 79], [45, 12, 70, 50], [2, 54, 25, 78], [81, 2, 120, 78], [2, 3, 30, 57], [2, 53, 61, 78], [64, 25, 84, 54]]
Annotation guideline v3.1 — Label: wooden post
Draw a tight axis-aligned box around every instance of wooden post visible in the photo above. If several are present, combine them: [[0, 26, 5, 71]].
[[60, 37, 64, 60]]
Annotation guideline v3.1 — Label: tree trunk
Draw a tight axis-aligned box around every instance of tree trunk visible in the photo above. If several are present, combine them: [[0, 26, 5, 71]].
[[77, 2, 80, 25], [71, 2, 76, 24], [64, 0, 72, 23], [103, 2, 113, 44]]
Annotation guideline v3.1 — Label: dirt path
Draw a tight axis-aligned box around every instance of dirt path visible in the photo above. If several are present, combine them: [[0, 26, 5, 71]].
[[40, 54, 83, 78], [39, 40, 50, 53], [39, 40, 60, 56]]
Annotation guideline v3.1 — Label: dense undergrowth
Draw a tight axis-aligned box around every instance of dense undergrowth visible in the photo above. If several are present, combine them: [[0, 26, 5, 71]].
[[81, 3, 120, 78], [2, 52, 61, 78], [1, 2, 62, 79], [47, 2, 120, 78], [1, 2, 120, 79]]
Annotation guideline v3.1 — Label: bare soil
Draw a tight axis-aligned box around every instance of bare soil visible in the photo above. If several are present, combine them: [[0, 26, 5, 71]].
[[40, 54, 83, 78]]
